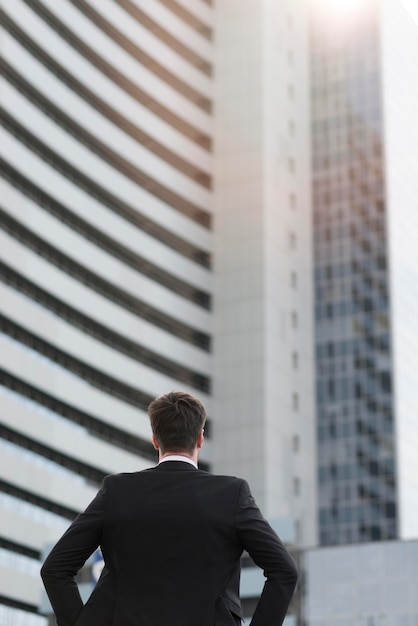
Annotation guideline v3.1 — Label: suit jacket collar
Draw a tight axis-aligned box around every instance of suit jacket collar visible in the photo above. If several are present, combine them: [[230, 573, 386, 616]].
[[154, 460, 198, 471]]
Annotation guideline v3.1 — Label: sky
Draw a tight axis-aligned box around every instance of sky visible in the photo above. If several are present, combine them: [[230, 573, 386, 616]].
[[318, 0, 418, 24], [400, 0, 418, 24]]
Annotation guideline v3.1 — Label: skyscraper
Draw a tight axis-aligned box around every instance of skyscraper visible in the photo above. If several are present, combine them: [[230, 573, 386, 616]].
[[312, 0, 418, 546], [213, 2, 316, 622], [213, 0, 316, 546], [0, 0, 213, 621]]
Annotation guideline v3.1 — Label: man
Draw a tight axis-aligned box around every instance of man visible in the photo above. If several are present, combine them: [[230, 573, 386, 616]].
[[41, 391, 298, 626]]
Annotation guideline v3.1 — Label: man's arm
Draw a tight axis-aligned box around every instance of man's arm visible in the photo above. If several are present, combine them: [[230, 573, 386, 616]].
[[40, 479, 107, 626], [235, 480, 298, 626]]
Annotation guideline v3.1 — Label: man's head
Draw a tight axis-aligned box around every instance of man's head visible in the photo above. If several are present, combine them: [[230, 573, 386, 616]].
[[148, 391, 207, 456]]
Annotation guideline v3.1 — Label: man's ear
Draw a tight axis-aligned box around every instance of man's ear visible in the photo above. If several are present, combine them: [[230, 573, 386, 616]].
[[152, 434, 160, 450], [197, 428, 204, 450]]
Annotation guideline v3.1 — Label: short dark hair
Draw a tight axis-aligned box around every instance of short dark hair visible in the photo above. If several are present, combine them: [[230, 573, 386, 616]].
[[148, 391, 206, 454]]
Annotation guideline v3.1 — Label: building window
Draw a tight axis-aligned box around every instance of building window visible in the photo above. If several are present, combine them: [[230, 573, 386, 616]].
[[288, 158, 295, 173], [291, 311, 298, 328], [293, 434, 300, 453], [289, 193, 297, 209], [292, 392, 299, 411], [292, 351, 299, 369], [293, 477, 300, 496], [290, 271, 298, 288], [288, 120, 295, 136], [289, 232, 297, 248]]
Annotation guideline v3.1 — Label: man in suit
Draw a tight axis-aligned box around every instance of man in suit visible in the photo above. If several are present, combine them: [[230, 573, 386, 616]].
[[41, 391, 298, 626]]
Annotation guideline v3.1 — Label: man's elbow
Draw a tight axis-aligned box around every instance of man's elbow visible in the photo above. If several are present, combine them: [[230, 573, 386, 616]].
[[40, 561, 51, 583], [40, 558, 58, 584], [288, 560, 298, 589], [275, 555, 298, 590]]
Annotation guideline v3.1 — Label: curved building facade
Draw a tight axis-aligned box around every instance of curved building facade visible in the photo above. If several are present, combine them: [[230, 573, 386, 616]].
[[0, 0, 213, 621]]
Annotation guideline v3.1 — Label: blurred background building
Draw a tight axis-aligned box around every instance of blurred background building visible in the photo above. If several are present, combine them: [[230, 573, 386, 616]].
[[0, 0, 417, 625], [313, 0, 418, 548], [304, 538, 418, 625]]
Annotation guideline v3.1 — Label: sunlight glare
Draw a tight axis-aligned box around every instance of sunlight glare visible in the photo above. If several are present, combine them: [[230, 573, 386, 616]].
[[400, 0, 418, 25], [315, 0, 366, 15]]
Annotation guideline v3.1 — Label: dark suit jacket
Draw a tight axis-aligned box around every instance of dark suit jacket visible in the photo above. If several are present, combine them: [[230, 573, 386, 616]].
[[41, 461, 298, 626]]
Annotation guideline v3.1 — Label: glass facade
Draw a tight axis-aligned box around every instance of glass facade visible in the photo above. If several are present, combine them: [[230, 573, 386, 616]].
[[311, 0, 397, 545]]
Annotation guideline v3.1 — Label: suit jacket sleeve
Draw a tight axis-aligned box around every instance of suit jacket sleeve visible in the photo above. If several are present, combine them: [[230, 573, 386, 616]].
[[235, 480, 298, 626], [40, 478, 107, 626]]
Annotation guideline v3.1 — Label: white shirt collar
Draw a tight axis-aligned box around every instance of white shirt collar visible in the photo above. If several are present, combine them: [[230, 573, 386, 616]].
[[159, 454, 197, 469]]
